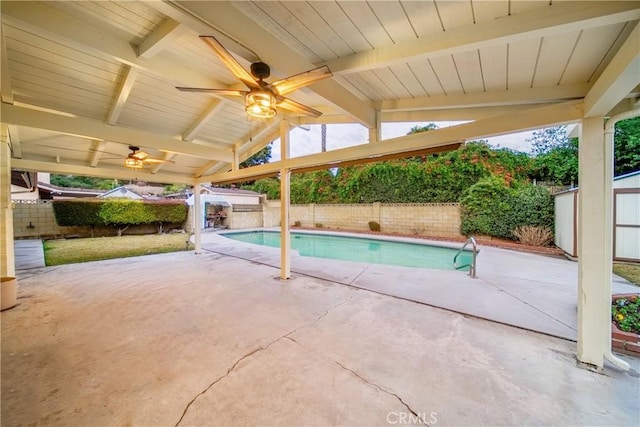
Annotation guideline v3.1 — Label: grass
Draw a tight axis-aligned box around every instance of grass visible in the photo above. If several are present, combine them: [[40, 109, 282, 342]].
[[44, 234, 194, 266], [613, 263, 640, 286]]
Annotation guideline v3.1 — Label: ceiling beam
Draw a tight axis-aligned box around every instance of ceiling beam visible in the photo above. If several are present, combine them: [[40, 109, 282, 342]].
[[1, 23, 13, 104], [0, 1, 227, 88], [151, 152, 176, 174], [584, 22, 640, 117], [380, 105, 560, 122], [107, 66, 138, 125], [11, 158, 193, 185], [201, 100, 584, 184], [182, 99, 226, 141], [90, 140, 106, 167], [154, 1, 376, 128], [7, 125, 21, 158], [137, 18, 185, 59], [321, 2, 640, 75], [377, 83, 590, 112], [1, 104, 233, 162]]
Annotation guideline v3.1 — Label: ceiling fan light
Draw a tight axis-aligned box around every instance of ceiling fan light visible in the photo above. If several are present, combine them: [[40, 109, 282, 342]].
[[124, 158, 144, 169], [245, 91, 276, 119]]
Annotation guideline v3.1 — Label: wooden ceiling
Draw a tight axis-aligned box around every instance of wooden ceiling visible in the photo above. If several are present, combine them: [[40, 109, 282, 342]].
[[2, 1, 638, 184]]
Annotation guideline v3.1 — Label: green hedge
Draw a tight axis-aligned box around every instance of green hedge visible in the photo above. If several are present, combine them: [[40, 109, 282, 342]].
[[52, 199, 106, 226], [460, 177, 554, 240], [52, 199, 188, 233]]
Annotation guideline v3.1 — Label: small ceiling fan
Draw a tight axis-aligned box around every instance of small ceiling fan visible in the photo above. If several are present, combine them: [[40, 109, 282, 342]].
[[124, 146, 174, 169], [177, 35, 332, 119]]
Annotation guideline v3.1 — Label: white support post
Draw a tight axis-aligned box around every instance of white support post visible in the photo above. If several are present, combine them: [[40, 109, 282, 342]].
[[232, 145, 240, 172], [193, 182, 202, 254], [577, 116, 608, 370], [368, 110, 382, 143], [280, 119, 291, 280], [1, 126, 16, 278]]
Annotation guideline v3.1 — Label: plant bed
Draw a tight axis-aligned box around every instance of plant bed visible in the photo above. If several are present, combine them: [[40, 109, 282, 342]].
[[611, 293, 640, 357]]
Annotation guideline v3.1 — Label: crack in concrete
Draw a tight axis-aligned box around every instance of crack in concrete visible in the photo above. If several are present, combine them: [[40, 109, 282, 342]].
[[332, 360, 429, 426], [284, 336, 428, 426], [174, 295, 353, 426]]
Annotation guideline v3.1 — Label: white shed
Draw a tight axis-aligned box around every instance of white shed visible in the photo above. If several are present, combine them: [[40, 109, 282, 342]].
[[554, 170, 640, 262]]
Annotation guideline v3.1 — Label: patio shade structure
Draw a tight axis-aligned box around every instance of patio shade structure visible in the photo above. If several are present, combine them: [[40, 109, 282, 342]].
[[1, 1, 639, 371]]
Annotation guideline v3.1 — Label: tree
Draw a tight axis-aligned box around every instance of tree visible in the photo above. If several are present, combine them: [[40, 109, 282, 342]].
[[614, 117, 640, 176], [408, 123, 438, 134], [527, 126, 569, 155], [240, 144, 272, 168]]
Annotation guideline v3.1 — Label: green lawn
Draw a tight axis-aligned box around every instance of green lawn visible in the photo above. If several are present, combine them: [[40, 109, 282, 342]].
[[613, 263, 640, 286], [44, 234, 194, 266]]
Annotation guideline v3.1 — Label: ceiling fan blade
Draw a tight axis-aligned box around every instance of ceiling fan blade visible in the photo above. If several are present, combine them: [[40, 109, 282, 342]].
[[277, 97, 323, 118], [200, 36, 260, 90], [176, 87, 247, 97], [143, 158, 175, 164], [132, 151, 149, 160], [270, 66, 332, 96]]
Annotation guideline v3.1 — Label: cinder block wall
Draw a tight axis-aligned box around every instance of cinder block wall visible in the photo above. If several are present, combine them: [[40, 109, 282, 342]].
[[265, 202, 463, 238], [228, 211, 263, 229], [380, 203, 461, 238], [14, 202, 170, 239]]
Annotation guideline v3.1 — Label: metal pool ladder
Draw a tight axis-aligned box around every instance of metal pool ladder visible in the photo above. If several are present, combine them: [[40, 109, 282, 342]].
[[453, 236, 478, 279]]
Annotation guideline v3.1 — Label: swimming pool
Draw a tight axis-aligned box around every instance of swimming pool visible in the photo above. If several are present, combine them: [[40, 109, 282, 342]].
[[221, 230, 473, 271]]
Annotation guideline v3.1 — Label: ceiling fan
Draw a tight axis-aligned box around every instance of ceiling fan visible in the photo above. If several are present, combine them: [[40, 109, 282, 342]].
[[177, 35, 332, 119], [124, 146, 174, 169]]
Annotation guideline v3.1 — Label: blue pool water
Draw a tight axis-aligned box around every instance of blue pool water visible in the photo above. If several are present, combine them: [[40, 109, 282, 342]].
[[221, 231, 473, 271]]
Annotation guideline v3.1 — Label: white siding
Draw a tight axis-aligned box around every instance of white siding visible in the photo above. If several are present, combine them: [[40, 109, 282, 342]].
[[554, 190, 576, 257]]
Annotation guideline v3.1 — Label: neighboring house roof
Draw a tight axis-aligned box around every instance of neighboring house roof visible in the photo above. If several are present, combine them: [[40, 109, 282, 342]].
[[98, 186, 143, 199], [38, 182, 106, 198], [11, 171, 38, 190], [614, 170, 640, 181], [202, 186, 260, 197]]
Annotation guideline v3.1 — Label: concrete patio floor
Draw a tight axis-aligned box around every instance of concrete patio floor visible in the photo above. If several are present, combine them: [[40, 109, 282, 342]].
[[2, 239, 639, 426]]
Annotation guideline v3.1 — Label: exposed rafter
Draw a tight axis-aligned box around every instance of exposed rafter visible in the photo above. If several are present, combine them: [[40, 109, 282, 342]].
[[152, 1, 376, 128], [7, 125, 21, 159], [182, 99, 226, 142], [107, 66, 138, 125], [137, 18, 185, 59], [1, 24, 13, 104], [1, 1, 228, 88], [11, 158, 192, 185], [584, 22, 640, 117], [2, 104, 233, 162], [89, 140, 106, 167], [377, 83, 590, 112], [151, 152, 176, 175], [320, 1, 640, 74]]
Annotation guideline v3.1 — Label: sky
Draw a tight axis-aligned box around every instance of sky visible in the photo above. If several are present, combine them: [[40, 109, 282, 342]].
[[269, 122, 537, 162]]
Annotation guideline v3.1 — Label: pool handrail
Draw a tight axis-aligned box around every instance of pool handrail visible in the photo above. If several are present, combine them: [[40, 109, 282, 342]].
[[453, 236, 477, 279]]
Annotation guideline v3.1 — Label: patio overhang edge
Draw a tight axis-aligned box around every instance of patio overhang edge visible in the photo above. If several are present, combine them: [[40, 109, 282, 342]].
[[200, 100, 584, 185]]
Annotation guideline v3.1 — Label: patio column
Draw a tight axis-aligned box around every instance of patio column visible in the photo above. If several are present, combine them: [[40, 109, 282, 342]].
[[1, 126, 15, 278], [193, 182, 202, 254], [280, 119, 291, 279], [368, 111, 381, 143], [576, 116, 610, 370]]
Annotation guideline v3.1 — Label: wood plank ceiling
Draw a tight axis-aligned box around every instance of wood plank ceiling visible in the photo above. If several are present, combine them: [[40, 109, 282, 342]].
[[1, 1, 639, 184]]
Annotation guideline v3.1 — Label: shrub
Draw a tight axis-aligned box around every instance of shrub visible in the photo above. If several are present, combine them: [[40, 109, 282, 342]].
[[460, 178, 554, 241], [100, 200, 155, 236], [315, 223, 323, 228], [512, 226, 554, 246], [52, 199, 105, 227], [146, 201, 188, 233], [293, 220, 301, 227], [368, 221, 380, 232]]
